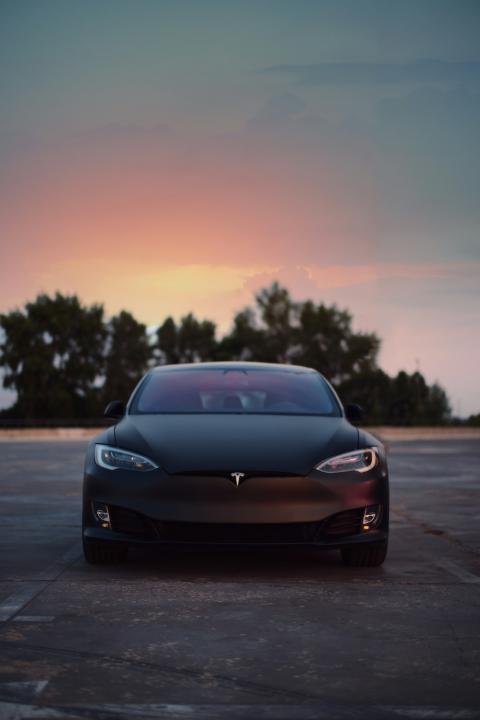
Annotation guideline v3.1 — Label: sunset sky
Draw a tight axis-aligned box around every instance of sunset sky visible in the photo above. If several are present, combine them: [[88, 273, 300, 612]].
[[1, 0, 479, 414]]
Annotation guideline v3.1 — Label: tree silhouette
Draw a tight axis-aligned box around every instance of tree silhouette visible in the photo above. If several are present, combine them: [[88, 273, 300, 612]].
[[254, 283, 298, 362], [156, 313, 216, 364], [103, 310, 151, 402], [0, 285, 452, 424], [0, 293, 105, 418], [216, 309, 263, 361], [218, 283, 379, 385], [157, 317, 179, 364], [294, 301, 379, 384]]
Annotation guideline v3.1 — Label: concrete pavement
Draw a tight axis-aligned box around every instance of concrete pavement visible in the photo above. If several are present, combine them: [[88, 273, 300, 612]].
[[0, 438, 479, 719]]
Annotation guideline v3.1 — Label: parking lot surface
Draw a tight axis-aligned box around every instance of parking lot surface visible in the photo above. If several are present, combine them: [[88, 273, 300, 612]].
[[0, 438, 479, 719]]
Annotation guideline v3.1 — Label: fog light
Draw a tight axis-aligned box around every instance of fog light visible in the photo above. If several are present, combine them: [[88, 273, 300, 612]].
[[362, 505, 380, 530], [92, 502, 111, 529]]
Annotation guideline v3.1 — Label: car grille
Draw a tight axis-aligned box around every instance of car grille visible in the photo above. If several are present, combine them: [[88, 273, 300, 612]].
[[108, 505, 366, 543], [157, 521, 323, 544], [157, 509, 365, 544]]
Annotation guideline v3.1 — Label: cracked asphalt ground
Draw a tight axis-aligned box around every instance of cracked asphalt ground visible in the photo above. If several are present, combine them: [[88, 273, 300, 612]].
[[0, 439, 479, 719]]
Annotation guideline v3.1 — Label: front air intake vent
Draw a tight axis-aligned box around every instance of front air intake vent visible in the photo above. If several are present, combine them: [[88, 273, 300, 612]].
[[109, 505, 156, 539], [158, 521, 322, 544], [323, 508, 364, 538]]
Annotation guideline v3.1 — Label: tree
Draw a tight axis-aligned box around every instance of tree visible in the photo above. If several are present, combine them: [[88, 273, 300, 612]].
[[0, 283, 453, 425], [156, 313, 217, 364], [219, 283, 380, 385], [0, 293, 106, 418], [426, 382, 451, 425], [217, 283, 451, 425], [178, 314, 217, 363], [103, 311, 151, 403], [295, 300, 380, 385], [254, 283, 297, 362], [337, 368, 392, 425], [216, 309, 263, 361], [157, 317, 179, 364], [340, 370, 451, 425]]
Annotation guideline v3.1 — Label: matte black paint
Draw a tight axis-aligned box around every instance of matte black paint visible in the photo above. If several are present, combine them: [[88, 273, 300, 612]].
[[114, 413, 359, 476], [83, 362, 389, 548]]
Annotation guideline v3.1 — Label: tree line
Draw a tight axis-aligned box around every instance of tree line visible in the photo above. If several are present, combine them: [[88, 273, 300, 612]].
[[0, 283, 452, 425]]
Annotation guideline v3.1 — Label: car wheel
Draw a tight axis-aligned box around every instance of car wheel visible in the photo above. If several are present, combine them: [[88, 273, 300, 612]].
[[341, 540, 388, 567], [83, 539, 128, 565]]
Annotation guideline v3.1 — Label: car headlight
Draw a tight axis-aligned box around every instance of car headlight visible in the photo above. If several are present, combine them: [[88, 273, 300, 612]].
[[316, 448, 378, 474], [94, 444, 158, 472]]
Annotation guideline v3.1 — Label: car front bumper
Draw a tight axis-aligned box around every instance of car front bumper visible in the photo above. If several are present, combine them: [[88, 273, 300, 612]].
[[83, 459, 389, 549]]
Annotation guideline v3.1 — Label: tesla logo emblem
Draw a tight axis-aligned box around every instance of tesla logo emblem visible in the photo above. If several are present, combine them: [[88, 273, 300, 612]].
[[230, 472, 245, 487]]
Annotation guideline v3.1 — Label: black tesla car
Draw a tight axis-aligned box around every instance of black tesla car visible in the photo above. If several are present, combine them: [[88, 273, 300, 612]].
[[83, 362, 389, 567]]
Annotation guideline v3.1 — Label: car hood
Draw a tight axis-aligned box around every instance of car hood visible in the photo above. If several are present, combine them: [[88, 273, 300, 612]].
[[114, 414, 359, 476]]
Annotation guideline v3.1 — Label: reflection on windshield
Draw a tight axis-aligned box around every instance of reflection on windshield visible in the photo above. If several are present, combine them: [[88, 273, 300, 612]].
[[132, 368, 341, 416]]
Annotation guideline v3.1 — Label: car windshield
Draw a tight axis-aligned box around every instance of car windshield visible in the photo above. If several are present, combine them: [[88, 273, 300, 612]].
[[131, 368, 341, 416]]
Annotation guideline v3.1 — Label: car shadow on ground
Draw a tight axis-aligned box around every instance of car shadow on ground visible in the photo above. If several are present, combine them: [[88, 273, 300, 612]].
[[74, 545, 387, 582]]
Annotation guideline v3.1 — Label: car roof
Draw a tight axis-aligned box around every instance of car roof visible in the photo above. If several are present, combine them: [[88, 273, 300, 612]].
[[150, 361, 318, 374]]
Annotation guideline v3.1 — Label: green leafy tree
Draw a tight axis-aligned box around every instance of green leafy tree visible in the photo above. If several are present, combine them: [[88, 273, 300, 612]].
[[103, 311, 152, 403], [0, 293, 106, 418]]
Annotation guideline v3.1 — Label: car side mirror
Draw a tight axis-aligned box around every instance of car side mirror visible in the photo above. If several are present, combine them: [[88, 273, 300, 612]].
[[104, 400, 125, 419], [345, 403, 364, 424]]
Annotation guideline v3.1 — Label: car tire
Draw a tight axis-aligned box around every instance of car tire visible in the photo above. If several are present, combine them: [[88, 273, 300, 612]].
[[83, 539, 128, 565], [341, 540, 388, 567]]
